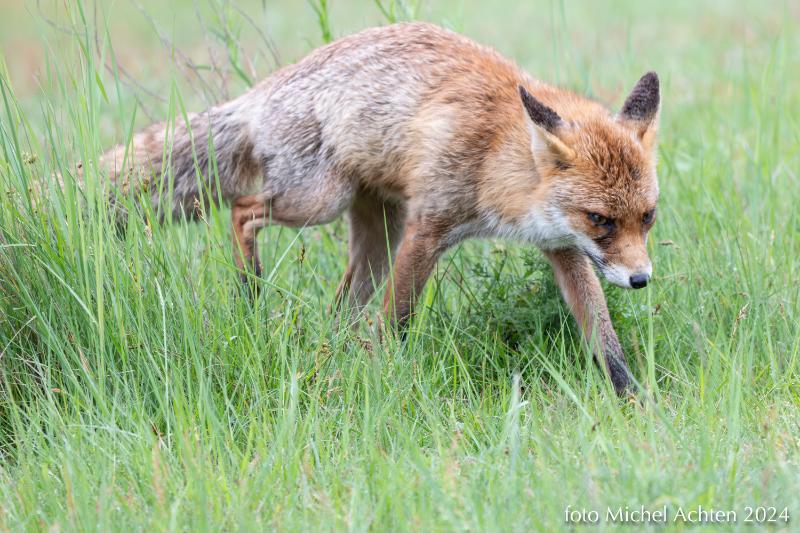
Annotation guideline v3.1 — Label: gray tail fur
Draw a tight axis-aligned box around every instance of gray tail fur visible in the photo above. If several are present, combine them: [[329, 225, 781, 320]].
[[98, 103, 258, 224]]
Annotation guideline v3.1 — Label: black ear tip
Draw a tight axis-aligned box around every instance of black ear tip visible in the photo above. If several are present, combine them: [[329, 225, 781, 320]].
[[640, 71, 660, 90], [620, 71, 661, 122], [518, 86, 563, 133]]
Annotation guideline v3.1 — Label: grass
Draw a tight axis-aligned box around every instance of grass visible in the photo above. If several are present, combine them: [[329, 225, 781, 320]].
[[1, 0, 799, 531]]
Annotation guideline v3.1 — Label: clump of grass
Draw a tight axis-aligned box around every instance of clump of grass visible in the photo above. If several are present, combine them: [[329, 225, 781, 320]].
[[440, 246, 572, 348]]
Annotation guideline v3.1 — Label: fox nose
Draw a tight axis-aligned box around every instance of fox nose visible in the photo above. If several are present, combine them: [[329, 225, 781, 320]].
[[629, 273, 649, 289]]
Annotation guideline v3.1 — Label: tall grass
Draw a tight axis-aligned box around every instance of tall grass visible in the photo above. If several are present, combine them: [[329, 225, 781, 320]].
[[1, 1, 799, 531]]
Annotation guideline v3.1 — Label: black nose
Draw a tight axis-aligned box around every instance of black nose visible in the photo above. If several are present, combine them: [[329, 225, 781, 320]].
[[629, 274, 649, 289]]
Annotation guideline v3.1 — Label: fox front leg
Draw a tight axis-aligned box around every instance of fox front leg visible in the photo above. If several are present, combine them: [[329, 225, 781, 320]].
[[545, 248, 635, 395], [382, 220, 448, 331]]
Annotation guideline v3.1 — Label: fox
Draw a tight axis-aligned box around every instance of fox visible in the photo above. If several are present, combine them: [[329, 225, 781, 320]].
[[97, 22, 661, 395]]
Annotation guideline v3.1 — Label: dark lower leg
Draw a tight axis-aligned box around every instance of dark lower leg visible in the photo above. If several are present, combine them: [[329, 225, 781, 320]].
[[545, 248, 635, 396]]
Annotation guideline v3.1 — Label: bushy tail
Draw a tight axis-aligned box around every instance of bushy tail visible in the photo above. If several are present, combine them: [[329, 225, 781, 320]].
[[98, 103, 259, 223]]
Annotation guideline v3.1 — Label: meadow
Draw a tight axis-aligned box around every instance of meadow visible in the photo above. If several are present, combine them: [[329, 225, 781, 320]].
[[0, 1, 798, 530]]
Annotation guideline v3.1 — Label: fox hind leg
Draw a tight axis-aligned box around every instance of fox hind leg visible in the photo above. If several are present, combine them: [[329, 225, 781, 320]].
[[335, 191, 406, 312], [231, 168, 356, 295], [232, 194, 270, 290]]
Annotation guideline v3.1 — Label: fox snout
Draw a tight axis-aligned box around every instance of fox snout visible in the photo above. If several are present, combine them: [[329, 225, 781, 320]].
[[597, 256, 652, 290]]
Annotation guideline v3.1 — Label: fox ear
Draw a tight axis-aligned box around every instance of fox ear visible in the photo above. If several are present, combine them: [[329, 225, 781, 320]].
[[618, 71, 660, 152], [518, 85, 575, 165]]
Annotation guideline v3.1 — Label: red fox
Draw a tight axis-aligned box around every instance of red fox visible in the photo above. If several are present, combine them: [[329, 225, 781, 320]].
[[98, 22, 660, 395]]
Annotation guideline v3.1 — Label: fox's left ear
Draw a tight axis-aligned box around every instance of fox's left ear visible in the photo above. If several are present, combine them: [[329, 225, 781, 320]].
[[518, 85, 576, 166], [618, 71, 660, 153]]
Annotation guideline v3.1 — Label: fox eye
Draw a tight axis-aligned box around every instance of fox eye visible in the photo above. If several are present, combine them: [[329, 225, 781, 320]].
[[588, 212, 613, 227], [642, 209, 656, 225]]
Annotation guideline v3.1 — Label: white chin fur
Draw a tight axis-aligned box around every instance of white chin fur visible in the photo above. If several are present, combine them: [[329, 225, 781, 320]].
[[598, 264, 633, 288], [597, 261, 653, 289]]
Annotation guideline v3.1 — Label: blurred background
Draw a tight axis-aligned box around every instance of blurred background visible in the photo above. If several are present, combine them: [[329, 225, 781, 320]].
[[2, 0, 793, 135]]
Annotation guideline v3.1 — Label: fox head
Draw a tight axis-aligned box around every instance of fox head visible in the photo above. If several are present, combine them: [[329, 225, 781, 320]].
[[519, 72, 660, 289]]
